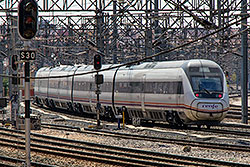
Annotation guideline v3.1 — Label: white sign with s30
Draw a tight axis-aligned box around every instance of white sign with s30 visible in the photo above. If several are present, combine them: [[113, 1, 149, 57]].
[[20, 50, 36, 60]]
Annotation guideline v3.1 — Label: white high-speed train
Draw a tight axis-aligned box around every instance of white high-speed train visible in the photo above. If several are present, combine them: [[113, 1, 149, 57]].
[[34, 59, 229, 126]]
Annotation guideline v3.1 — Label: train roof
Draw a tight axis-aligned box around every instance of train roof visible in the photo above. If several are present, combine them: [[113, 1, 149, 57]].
[[37, 59, 220, 73], [122, 59, 219, 70]]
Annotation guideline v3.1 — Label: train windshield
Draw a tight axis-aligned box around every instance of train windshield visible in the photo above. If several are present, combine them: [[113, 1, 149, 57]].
[[191, 77, 223, 92], [187, 66, 224, 98]]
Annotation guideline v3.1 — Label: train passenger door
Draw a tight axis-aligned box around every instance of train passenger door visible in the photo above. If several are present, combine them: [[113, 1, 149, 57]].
[[89, 74, 95, 113], [141, 74, 146, 112], [177, 70, 184, 113], [46, 69, 53, 99]]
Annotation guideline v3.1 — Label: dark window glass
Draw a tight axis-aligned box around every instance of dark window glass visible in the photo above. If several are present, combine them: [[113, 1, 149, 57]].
[[72, 81, 183, 94], [191, 77, 222, 92], [115, 81, 183, 94], [209, 67, 220, 73], [189, 67, 199, 72]]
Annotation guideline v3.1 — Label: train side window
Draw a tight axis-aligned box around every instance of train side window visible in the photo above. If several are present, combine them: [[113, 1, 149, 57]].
[[40, 80, 43, 87], [167, 82, 173, 94], [153, 82, 158, 94], [86, 82, 89, 91], [157, 82, 163, 94], [80, 82, 85, 90], [170, 82, 181, 94], [49, 80, 53, 88], [129, 82, 141, 93], [63, 81, 67, 89], [162, 82, 169, 94], [144, 82, 152, 93], [102, 82, 107, 92], [136, 82, 141, 93], [76, 81, 81, 90], [209, 68, 220, 73], [109, 82, 112, 92], [90, 83, 93, 91], [189, 67, 199, 72], [58, 81, 61, 89], [115, 82, 120, 92], [78, 81, 81, 90], [74, 81, 78, 90], [104, 82, 112, 92], [64, 81, 68, 88], [177, 82, 184, 94]]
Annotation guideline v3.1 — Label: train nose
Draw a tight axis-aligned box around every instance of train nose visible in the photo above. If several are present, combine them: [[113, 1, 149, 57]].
[[188, 100, 228, 121]]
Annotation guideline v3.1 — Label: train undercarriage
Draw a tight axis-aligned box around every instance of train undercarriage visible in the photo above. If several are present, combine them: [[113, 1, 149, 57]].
[[35, 96, 218, 128]]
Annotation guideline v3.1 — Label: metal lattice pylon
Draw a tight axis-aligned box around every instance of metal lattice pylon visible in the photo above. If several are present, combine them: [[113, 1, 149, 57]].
[[0, 0, 247, 73]]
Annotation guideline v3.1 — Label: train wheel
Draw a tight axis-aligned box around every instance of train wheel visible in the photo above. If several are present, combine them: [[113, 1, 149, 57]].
[[67, 102, 74, 112], [166, 110, 183, 126], [45, 99, 49, 107], [50, 99, 55, 109], [35, 97, 42, 107], [73, 103, 80, 114], [77, 103, 84, 114], [103, 106, 115, 121], [35, 97, 39, 104]]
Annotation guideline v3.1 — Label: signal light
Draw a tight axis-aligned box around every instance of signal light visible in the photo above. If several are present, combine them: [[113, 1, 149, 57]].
[[11, 55, 18, 71], [18, 0, 38, 40], [218, 94, 222, 98], [94, 54, 102, 70], [195, 93, 200, 97]]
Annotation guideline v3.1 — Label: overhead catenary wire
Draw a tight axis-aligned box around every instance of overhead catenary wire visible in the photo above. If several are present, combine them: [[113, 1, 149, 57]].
[[0, 14, 249, 80]]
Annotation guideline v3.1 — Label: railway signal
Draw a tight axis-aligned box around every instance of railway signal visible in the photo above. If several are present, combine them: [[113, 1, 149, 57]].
[[18, 1, 38, 166], [18, 0, 38, 40], [94, 54, 102, 70], [11, 55, 18, 71], [93, 54, 103, 127]]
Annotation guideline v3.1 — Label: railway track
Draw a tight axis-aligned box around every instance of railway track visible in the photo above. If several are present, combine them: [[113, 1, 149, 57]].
[[227, 93, 250, 120], [40, 123, 250, 153], [227, 104, 250, 120], [31, 104, 250, 150], [0, 102, 249, 166], [0, 127, 248, 167], [30, 103, 250, 142], [42, 121, 250, 138], [0, 155, 54, 167]]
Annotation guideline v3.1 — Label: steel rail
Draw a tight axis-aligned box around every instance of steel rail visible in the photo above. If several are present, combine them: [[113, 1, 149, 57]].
[[42, 122, 250, 137], [0, 137, 193, 167], [0, 154, 55, 167], [0, 127, 249, 167], [83, 128, 250, 153], [38, 124, 250, 153]]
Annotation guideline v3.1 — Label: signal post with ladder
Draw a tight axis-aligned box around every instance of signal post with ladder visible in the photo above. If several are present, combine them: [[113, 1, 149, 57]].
[[18, 0, 38, 166], [94, 54, 103, 127]]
